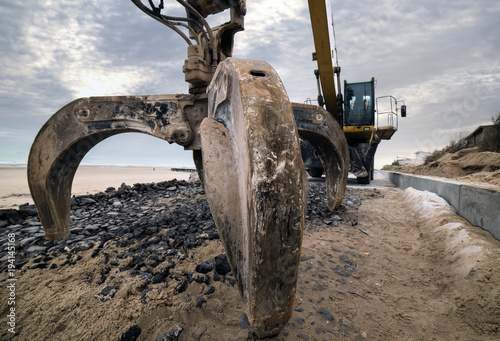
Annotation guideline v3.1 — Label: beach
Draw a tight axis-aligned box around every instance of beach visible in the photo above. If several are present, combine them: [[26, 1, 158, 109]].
[[0, 166, 192, 209], [2, 180, 499, 340]]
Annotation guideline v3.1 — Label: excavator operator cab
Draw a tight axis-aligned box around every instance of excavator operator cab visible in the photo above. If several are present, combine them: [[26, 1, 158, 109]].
[[342, 78, 376, 142], [343, 80, 375, 127]]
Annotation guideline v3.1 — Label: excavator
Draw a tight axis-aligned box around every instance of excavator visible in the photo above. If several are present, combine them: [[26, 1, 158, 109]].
[[303, 1, 406, 184], [302, 76, 407, 183], [26, 0, 404, 338]]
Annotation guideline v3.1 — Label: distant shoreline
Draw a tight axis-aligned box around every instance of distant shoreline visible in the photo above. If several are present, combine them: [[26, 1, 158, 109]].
[[0, 164, 195, 168], [0, 166, 194, 209]]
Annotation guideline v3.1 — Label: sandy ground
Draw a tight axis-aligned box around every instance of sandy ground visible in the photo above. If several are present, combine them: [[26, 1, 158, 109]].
[[0, 166, 191, 209], [1, 179, 499, 340]]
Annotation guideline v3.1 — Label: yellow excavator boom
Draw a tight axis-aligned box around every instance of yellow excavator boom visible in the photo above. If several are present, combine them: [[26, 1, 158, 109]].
[[307, 0, 341, 121]]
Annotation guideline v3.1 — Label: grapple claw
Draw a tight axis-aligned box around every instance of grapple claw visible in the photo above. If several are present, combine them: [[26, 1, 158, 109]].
[[200, 58, 307, 338], [28, 94, 194, 240], [293, 103, 349, 210]]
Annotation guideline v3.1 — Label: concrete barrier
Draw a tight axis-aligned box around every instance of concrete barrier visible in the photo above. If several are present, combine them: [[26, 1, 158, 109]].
[[380, 171, 500, 241]]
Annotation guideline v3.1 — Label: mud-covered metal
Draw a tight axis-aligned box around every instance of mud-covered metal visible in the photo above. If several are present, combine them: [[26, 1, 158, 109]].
[[200, 58, 307, 338], [28, 94, 195, 241], [293, 103, 349, 210]]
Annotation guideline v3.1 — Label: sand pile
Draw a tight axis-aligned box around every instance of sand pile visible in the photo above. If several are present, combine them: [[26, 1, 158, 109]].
[[383, 148, 500, 186]]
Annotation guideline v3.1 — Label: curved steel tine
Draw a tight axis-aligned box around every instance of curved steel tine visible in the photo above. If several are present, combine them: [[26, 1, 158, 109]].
[[200, 58, 307, 338], [28, 94, 194, 241], [293, 103, 349, 210]]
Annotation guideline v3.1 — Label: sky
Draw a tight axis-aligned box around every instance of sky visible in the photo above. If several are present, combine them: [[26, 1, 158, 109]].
[[1, 0, 499, 169]]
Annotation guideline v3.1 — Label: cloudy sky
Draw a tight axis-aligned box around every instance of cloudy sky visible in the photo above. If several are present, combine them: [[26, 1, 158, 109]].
[[1, 0, 499, 169]]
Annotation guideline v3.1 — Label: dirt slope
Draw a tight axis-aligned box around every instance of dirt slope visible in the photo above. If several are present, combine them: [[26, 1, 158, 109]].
[[383, 149, 500, 186]]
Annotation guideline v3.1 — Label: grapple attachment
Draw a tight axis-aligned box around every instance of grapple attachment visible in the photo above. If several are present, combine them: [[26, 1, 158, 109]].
[[28, 94, 194, 240], [26, 0, 349, 338], [293, 103, 349, 209], [201, 58, 307, 337]]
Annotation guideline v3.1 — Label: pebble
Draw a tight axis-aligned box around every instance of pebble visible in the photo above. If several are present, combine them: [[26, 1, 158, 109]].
[[317, 308, 335, 321], [239, 314, 251, 329], [158, 325, 183, 341], [119, 325, 141, 341], [204, 286, 215, 295], [174, 279, 188, 293], [215, 254, 231, 275], [80, 197, 97, 205], [26, 245, 47, 255], [195, 258, 215, 274], [20, 237, 36, 248], [195, 296, 206, 308], [21, 226, 41, 234]]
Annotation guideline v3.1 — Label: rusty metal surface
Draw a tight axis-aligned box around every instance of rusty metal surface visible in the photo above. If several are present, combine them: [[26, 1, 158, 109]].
[[200, 58, 307, 338], [293, 103, 349, 209], [28, 94, 195, 241]]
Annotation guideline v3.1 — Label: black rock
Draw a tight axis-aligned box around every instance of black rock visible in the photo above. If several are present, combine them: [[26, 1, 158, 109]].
[[193, 275, 209, 284], [0, 209, 20, 222], [206, 230, 219, 240], [312, 281, 324, 291], [95, 285, 118, 302], [212, 270, 220, 282], [129, 255, 145, 268], [204, 286, 215, 295], [18, 204, 38, 216], [138, 272, 152, 288], [174, 279, 187, 293], [195, 258, 215, 274], [215, 254, 231, 276], [29, 263, 48, 270], [295, 318, 306, 325], [71, 242, 94, 253], [195, 296, 206, 308], [331, 266, 350, 277], [239, 314, 251, 329], [315, 327, 326, 335], [119, 325, 141, 341], [317, 308, 335, 321], [159, 325, 183, 341], [152, 269, 169, 284], [344, 265, 355, 272], [80, 197, 97, 205], [339, 254, 353, 265], [140, 288, 153, 304], [99, 285, 118, 297]]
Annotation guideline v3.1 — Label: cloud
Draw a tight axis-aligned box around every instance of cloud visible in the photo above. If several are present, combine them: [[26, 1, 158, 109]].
[[1, 0, 500, 169]]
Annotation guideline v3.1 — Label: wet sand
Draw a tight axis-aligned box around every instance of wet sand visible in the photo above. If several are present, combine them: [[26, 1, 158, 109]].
[[0, 166, 192, 209]]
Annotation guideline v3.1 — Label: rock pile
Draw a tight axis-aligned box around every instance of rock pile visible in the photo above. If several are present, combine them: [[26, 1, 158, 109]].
[[0, 179, 362, 276], [0, 178, 366, 340]]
